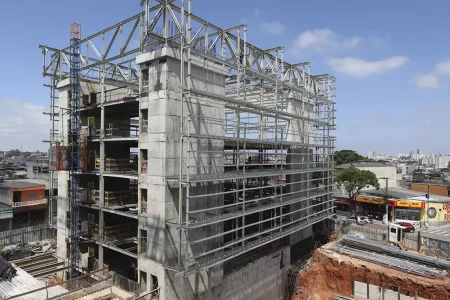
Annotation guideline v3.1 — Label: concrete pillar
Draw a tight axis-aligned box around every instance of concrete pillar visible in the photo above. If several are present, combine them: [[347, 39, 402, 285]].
[[8, 218, 12, 230], [98, 81, 106, 268]]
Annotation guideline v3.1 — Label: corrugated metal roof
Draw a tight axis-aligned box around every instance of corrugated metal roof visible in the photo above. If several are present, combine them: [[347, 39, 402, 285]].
[[362, 187, 450, 203], [0, 180, 46, 190], [338, 162, 394, 168], [0, 265, 67, 299]]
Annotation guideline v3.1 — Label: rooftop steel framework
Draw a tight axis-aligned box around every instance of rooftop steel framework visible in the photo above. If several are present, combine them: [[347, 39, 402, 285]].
[[40, 0, 336, 278]]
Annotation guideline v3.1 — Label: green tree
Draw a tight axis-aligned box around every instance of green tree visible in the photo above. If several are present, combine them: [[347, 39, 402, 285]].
[[335, 166, 380, 213], [334, 149, 370, 166], [6, 149, 20, 157]]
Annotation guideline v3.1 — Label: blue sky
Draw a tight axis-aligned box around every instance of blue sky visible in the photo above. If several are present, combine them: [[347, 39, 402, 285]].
[[1, 0, 449, 155]]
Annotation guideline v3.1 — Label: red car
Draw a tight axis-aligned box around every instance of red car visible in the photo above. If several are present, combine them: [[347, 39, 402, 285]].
[[396, 222, 415, 233]]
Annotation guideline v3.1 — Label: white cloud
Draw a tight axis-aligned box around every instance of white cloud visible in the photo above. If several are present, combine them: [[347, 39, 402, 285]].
[[0, 99, 50, 151], [327, 56, 409, 77], [435, 60, 450, 75], [415, 74, 439, 89], [291, 29, 361, 53], [260, 21, 286, 35], [415, 59, 450, 89]]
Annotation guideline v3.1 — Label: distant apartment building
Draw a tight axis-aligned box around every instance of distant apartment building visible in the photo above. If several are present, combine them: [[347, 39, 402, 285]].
[[435, 154, 450, 169], [367, 151, 386, 161], [27, 156, 50, 180], [420, 155, 435, 166]]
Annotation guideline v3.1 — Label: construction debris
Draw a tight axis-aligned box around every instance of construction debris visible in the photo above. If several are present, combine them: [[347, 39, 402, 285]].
[[0, 244, 32, 261], [328, 235, 450, 278], [0, 256, 17, 281], [0, 239, 55, 261], [293, 243, 450, 300]]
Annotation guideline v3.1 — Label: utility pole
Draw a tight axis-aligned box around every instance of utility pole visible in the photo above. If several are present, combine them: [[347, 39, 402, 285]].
[[426, 173, 430, 224], [380, 177, 389, 224]]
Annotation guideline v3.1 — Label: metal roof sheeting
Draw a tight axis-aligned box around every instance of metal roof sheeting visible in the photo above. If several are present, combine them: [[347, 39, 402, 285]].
[[0, 265, 67, 299]]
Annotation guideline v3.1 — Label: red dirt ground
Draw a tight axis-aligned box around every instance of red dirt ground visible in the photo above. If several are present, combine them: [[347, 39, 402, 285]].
[[292, 244, 450, 300]]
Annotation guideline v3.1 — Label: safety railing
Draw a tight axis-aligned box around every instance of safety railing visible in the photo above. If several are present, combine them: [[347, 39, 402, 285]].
[[12, 199, 47, 208]]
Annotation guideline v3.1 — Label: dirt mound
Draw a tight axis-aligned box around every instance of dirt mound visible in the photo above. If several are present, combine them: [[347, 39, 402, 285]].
[[292, 245, 450, 300]]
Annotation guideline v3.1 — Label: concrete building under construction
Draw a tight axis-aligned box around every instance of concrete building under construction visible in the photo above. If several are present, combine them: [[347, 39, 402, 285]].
[[40, 1, 336, 299]]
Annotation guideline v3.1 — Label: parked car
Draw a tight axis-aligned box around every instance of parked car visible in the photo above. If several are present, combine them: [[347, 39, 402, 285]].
[[347, 216, 367, 226], [359, 216, 373, 224], [367, 213, 383, 221], [396, 222, 415, 233]]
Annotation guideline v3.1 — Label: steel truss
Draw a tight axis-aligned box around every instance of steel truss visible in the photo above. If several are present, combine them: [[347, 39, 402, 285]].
[[145, 0, 337, 275]]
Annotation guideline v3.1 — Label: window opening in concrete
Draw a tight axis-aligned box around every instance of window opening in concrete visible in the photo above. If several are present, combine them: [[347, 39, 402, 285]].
[[139, 270, 147, 292], [27, 193, 38, 201], [140, 229, 147, 254], [141, 69, 149, 93], [141, 149, 148, 174], [12, 191, 21, 203], [141, 109, 148, 134], [151, 274, 158, 290], [141, 188, 147, 214]]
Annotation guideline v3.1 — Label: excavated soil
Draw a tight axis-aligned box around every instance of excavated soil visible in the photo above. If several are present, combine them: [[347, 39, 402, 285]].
[[292, 244, 450, 300]]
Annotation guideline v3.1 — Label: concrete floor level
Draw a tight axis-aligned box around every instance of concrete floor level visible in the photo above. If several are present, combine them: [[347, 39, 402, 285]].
[[42, 1, 336, 299]]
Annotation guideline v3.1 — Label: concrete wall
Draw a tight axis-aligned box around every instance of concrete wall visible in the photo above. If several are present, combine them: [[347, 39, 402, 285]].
[[56, 85, 70, 277], [137, 46, 227, 300], [27, 159, 50, 180], [11, 186, 45, 202], [337, 166, 397, 195], [0, 188, 11, 206], [410, 183, 449, 197], [201, 247, 290, 300], [357, 166, 397, 189]]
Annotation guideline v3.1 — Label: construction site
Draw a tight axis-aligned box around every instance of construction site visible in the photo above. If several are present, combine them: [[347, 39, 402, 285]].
[[37, 0, 336, 299], [294, 235, 450, 300]]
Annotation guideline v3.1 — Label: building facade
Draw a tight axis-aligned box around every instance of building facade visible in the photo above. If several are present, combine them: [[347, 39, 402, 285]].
[[0, 181, 48, 229], [337, 162, 397, 190], [45, 1, 336, 299]]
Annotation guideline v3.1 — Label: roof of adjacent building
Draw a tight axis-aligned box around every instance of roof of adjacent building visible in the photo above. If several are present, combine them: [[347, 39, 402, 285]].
[[0, 180, 46, 190], [361, 187, 450, 203], [337, 162, 395, 168], [421, 230, 450, 243], [0, 265, 67, 299]]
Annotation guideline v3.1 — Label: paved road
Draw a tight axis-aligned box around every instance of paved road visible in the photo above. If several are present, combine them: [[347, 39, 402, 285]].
[[419, 226, 450, 242]]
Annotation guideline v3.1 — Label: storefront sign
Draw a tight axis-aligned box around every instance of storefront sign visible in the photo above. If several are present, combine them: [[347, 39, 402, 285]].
[[443, 203, 450, 220], [356, 196, 385, 205], [396, 201, 424, 208]]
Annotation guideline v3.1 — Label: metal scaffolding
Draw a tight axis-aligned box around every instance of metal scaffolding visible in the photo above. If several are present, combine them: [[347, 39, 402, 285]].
[[141, 0, 337, 275], [40, 0, 336, 281], [68, 22, 82, 278]]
